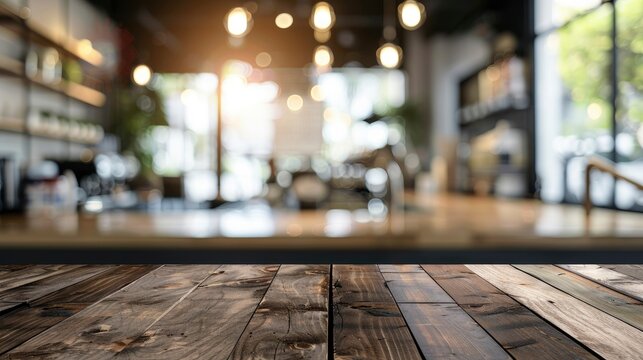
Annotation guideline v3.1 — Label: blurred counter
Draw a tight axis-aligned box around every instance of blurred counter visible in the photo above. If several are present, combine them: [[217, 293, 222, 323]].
[[0, 193, 642, 263]]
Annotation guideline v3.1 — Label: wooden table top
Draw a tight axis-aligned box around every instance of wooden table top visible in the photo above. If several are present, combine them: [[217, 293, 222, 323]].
[[1, 264, 642, 359], [0, 194, 642, 263]]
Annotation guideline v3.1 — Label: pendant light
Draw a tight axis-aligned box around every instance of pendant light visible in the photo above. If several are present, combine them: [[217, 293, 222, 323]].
[[225, 6, 253, 38], [310, 2, 336, 32], [398, 0, 426, 30], [377, 43, 403, 69], [313, 45, 334, 68], [132, 64, 152, 86], [377, 0, 403, 69]]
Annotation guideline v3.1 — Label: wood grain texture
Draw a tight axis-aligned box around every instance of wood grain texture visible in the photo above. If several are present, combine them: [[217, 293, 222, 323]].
[[517, 265, 643, 331], [0, 265, 156, 355], [400, 303, 511, 359], [382, 267, 510, 359], [333, 265, 392, 303], [378, 265, 424, 273], [559, 265, 643, 301], [382, 272, 454, 303], [0, 265, 83, 294], [230, 265, 328, 360], [5, 265, 220, 360], [422, 265, 597, 359], [468, 265, 643, 360], [115, 265, 278, 360], [0, 266, 110, 313], [602, 265, 643, 281], [333, 265, 422, 360]]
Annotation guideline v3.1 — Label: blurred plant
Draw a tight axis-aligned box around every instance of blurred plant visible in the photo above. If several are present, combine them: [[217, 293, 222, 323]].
[[112, 86, 167, 176], [385, 101, 425, 147]]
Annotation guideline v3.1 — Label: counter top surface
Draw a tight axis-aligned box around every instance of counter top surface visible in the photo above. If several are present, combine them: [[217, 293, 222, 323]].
[[1, 194, 642, 252]]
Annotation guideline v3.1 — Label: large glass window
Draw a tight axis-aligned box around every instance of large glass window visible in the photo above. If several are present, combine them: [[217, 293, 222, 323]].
[[615, 0, 643, 211], [536, 0, 643, 211]]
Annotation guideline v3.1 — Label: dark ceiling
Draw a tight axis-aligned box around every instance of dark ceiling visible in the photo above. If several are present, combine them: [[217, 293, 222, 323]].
[[88, 0, 528, 73]]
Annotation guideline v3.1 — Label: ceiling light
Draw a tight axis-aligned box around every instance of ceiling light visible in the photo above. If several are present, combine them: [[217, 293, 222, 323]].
[[287, 94, 304, 111], [313, 45, 333, 68], [225, 7, 252, 37], [275, 13, 293, 29], [377, 43, 403, 69], [398, 0, 426, 30], [310, 2, 335, 32], [310, 85, 325, 102], [132, 64, 152, 86]]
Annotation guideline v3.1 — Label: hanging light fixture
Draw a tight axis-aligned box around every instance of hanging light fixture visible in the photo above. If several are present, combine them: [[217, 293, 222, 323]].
[[225, 7, 252, 37], [398, 0, 426, 30], [310, 2, 335, 32], [313, 45, 334, 68], [377, 43, 403, 69], [377, 0, 403, 69], [132, 64, 152, 86]]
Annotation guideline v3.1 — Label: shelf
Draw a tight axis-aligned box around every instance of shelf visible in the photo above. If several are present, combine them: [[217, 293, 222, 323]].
[[459, 105, 528, 128], [0, 56, 106, 107], [0, 119, 102, 145], [0, 117, 24, 133], [0, 54, 22, 76], [0, 2, 103, 67]]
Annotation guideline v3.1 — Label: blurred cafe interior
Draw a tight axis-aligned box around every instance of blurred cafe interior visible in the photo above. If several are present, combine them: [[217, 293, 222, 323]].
[[0, 0, 642, 264]]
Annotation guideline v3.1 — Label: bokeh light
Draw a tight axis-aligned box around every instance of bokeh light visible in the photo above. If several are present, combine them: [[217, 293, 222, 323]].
[[132, 64, 152, 86]]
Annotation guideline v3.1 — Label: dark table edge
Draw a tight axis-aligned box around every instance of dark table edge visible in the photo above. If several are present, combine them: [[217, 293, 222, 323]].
[[1, 248, 642, 264]]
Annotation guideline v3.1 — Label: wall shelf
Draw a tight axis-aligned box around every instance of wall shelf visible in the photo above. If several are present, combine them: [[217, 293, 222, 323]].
[[0, 119, 102, 145], [0, 3, 103, 67], [0, 55, 106, 107]]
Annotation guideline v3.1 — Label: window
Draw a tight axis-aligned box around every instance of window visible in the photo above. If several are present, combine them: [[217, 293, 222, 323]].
[[536, 0, 643, 211]]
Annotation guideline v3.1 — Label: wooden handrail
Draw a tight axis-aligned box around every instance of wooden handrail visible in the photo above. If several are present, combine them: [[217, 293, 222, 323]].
[[584, 156, 643, 216]]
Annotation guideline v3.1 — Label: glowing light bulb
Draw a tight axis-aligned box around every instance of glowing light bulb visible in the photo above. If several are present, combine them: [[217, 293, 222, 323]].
[[310, 85, 325, 102], [225, 7, 252, 37], [311, 2, 335, 31], [275, 13, 293, 29], [377, 43, 403, 69], [314, 45, 333, 68], [398, 0, 426, 30], [287, 94, 304, 111], [132, 64, 152, 86]]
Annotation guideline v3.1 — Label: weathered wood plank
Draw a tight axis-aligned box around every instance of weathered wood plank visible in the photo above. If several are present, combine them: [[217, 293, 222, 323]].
[[6, 265, 219, 360], [0, 265, 156, 355], [559, 265, 643, 301], [114, 265, 278, 360], [333, 265, 422, 360], [381, 267, 510, 359], [517, 265, 643, 331], [382, 272, 454, 303], [423, 265, 597, 359], [378, 265, 424, 273], [468, 265, 643, 360], [0, 265, 84, 294], [601, 265, 643, 281], [229, 265, 328, 360], [400, 303, 511, 359], [333, 265, 392, 303], [0, 266, 111, 314]]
